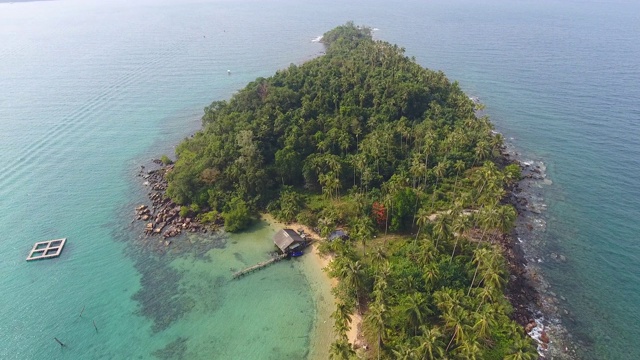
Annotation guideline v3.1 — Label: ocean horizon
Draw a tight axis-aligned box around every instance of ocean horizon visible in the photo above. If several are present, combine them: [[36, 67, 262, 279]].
[[1, 0, 639, 359]]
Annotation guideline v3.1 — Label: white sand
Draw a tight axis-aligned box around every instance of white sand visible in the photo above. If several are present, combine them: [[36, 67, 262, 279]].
[[262, 214, 362, 353]]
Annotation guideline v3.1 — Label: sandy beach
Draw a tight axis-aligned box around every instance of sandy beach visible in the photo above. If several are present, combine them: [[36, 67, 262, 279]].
[[263, 214, 363, 355]]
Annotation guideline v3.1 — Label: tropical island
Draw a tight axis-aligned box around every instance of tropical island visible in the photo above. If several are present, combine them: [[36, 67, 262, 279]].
[[160, 23, 539, 359]]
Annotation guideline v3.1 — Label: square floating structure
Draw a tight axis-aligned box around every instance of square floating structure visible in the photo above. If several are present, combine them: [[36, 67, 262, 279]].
[[26, 238, 66, 261]]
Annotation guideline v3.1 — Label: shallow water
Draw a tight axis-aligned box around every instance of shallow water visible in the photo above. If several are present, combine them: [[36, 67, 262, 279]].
[[1, 0, 639, 359]]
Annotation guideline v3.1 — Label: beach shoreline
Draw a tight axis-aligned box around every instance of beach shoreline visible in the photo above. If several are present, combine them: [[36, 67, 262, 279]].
[[263, 214, 364, 356]]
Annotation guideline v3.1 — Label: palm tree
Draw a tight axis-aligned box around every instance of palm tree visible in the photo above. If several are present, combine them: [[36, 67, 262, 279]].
[[402, 292, 429, 336], [352, 216, 374, 258], [432, 212, 451, 249], [417, 325, 445, 360], [480, 265, 507, 292], [467, 247, 493, 296], [456, 335, 482, 360], [365, 301, 388, 360], [417, 237, 437, 267], [495, 204, 517, 239], [473, 140, 490, 166], [422, 262, 440, 289], [452, 159, 466, 199], [329, 336, 355, 360], [443, 305, 469, 353], [473, 286, 495, 309], [391, 343, 417, 360], [346, 261, 365, 313], [332, 302, 353, 335], [414, 207, 431, 243], [472, 305, 497, 340], [372, 247, 387, 272], [477, 205, 499, 241], [450, 211, 470, 261], [504, 337, 538, 360], [422, 134, 436, 180]]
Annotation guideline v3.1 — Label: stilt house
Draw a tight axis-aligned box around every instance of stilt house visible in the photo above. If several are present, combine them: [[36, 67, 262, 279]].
[[273, 229, 306, 254]]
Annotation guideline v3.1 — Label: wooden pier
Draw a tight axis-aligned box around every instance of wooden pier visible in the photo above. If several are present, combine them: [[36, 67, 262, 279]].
[[232, 253, 288, 279], [26, 238, 66, 261]]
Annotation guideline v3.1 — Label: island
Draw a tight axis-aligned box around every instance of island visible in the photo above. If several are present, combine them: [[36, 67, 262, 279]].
[[157, 23, 539, 359]]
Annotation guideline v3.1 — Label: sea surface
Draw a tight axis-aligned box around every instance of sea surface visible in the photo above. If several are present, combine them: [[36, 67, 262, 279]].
[[0, 0, 638, 359]]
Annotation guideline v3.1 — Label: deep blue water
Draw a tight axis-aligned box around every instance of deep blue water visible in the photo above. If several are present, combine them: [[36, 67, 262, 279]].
[[1, 0, 638, 359]]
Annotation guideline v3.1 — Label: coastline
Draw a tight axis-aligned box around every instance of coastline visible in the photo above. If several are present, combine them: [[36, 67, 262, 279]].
[[133, 145, 561, 359], [502, 143, 578, 359], [263, 214, 363, 357]]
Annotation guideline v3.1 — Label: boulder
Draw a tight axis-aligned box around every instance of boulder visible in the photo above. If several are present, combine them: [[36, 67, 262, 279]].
[[525, 321, 536, 333], [540, 330, 550, 344]]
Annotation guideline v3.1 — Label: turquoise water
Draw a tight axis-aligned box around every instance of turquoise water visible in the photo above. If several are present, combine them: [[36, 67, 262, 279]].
[[1, 0, 639, 359]]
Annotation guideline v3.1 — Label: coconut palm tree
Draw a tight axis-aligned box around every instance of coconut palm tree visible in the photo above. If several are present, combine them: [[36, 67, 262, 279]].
[[451, 159, 466, 199], [422, 262, 440, 289], [456, 335, 482, 360], [450, 211, 470, 261], [417, 325, 445, 360], [391, 343, 417, 360], [352, 216, 374, 258], [365, 301, 388, 360], [473, 140, 490, 166], [443, 305, 469, 353], [495, 204, 517, 238], [432, 212, 451, 249], [332, 302, 353, 335], [472, 305, 497, 340], [414, 207, 431, 243], [402, 292, 430, 336], [504, 337, 539, 360], [329, 336, 355, 360], [467, 247, 493, 296]]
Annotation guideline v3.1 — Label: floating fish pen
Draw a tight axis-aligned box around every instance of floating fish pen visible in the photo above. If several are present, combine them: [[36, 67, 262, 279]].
[[26, 238, 66, 261]]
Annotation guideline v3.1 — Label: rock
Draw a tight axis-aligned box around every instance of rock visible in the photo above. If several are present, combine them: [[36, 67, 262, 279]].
[[540, 330, 550, 344], [142, 214, 150, 221], [559, 254, 567, 262], [525, 321, 536, 333]]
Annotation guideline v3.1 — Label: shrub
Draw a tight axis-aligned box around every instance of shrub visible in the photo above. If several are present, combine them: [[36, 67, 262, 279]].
[[297, 209, 318, 227], [222, 197, 252, 232], [179, 206, 189, 218], [198, 210, 218, 224], [160, 155, 173, 165]]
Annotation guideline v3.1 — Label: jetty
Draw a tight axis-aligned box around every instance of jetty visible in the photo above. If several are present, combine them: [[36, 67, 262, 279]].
[[232, 253, 288, 279], [26, 238, 66, 261]]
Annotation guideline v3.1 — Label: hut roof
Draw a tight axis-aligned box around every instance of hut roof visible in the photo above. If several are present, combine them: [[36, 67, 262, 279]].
[[273, 229, 304, 252], [328, 229, 349, 241]]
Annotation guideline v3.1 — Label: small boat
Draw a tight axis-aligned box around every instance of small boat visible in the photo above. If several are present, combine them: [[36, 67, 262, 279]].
[[290, 251, 304, 257]]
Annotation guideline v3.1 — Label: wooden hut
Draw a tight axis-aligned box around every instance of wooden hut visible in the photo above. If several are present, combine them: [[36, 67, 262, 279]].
[[273, 229, 306, 254]]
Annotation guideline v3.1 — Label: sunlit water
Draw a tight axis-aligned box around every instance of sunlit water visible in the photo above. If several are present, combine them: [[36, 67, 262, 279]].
[[1, 0, 638, 359]]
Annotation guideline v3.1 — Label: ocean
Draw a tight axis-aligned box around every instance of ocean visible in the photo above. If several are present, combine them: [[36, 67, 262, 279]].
[[0, 0, 638, 359]]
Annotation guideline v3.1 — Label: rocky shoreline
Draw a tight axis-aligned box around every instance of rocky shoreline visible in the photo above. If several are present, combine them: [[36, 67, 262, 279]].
[[133, 160, 221, 251], [501, 145, 578, 359], [133, 150, 565, 357]]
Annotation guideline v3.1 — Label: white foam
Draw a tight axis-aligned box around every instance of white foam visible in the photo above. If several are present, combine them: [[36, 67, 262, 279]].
[[311, 35, 323, 43]]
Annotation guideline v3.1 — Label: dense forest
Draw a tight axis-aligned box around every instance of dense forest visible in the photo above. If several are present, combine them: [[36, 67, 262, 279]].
[[166, 23, 537, 359]]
